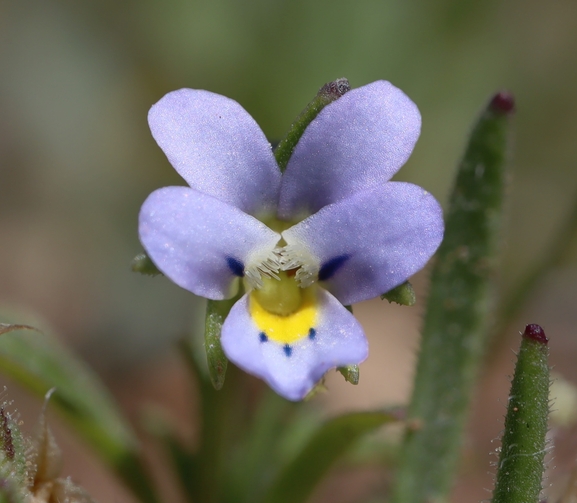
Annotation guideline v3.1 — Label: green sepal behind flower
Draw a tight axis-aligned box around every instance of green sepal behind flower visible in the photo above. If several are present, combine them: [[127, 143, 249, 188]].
[[337, 364, 360, 385], [205, 297, 239, 390], [381, 281, 416, 306], [131, 252, 162, 276]]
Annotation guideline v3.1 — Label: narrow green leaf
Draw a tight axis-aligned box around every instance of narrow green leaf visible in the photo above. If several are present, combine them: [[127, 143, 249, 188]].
[[264, 411, 399, 503], [380, 281, 416, 306], [131, 252, 162, 276], [392, 92, 514, 503], [0, 315, 159, 503], [274, 78, 351, 172], [491, 324, 550, 503]]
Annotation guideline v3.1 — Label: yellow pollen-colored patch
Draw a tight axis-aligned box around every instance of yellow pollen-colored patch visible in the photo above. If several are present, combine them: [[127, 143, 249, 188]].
[[249, 287, 318, 344]]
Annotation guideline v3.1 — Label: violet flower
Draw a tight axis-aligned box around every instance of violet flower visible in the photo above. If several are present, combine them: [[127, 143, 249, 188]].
[[139, 81, 444, 401]]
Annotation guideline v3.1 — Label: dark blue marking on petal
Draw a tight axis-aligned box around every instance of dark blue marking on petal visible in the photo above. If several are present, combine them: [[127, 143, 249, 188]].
[[283, 344, 292, 357], [259, 332, 268, 343], [308, 328, 316, 340], [226, 256, 244, 277], [318, 254, 350, 281]]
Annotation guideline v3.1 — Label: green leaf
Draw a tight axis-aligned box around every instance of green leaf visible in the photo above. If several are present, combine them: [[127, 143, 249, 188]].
[[391, 92, 514, 503], [274, 78, 351, 172], [263, 410, 399, 503], [491, 324, 550, 503], [0, 313, 159, 503], [380, 281, 416, 306]]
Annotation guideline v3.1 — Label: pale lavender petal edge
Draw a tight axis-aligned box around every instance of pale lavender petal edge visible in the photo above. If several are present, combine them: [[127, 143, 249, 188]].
[[278, 81, 421, 219], [149, 89, 281, 216]]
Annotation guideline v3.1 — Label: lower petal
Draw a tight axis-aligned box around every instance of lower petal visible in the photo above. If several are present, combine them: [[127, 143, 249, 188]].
[[221, 288, 368, 401]]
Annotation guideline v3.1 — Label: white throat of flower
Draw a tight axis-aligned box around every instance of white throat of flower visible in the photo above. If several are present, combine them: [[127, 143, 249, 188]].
[[244, 242, 319, 291]]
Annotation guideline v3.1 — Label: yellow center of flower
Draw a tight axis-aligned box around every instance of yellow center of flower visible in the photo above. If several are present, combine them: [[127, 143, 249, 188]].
[[249, 271, 318, 344]]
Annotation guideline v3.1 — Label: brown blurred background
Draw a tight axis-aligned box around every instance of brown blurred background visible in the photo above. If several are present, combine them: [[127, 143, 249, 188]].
[[2, 0, 577, 501]]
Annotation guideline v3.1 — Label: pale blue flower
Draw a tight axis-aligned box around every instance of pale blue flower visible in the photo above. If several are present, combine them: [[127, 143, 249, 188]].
[[139, 81, 444, 400]]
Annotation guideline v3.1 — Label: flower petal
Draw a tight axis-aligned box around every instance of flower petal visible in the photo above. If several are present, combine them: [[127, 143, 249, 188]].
[[282, 182, 444, 305], [149, 89, 281, 216], [139, 186, 280, 300], [221, 288, 368, 401], [277, 81, 421, 220]]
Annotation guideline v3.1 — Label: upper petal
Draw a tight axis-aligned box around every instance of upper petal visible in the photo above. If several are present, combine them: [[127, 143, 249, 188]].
[[282, 182, 444, 305], [149, 89, 281, 216], [221, 288, 368, 401], [277, 81, 421, 220], [139, 186, 280, 300]]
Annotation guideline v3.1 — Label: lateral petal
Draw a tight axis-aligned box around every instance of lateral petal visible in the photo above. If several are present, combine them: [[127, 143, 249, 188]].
[[149, 89, 281, 216], [221, 288, 368, 401], [282, 182, 444, 305], [278, 81, 421, 220], [139, 186, 280, 300]]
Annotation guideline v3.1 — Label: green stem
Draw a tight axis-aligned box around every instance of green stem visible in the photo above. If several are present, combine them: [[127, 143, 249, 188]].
[[180, 338, 249, 503], [391, 92, 514, 503]]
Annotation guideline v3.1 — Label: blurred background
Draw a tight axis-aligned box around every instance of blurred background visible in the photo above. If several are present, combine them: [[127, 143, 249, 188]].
[[1, 0, 577, 501]]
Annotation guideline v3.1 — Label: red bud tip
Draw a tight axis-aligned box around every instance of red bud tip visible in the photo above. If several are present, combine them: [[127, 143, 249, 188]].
[[489, 91, 515, 114], [522, 324, 548, 344]]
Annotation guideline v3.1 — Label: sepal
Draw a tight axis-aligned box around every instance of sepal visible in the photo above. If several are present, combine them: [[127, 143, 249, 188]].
[[337, 365, 360, 385], [204, 297, 239, 390], [381, 281, 416, 306], [131, 252, 162, 276]]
